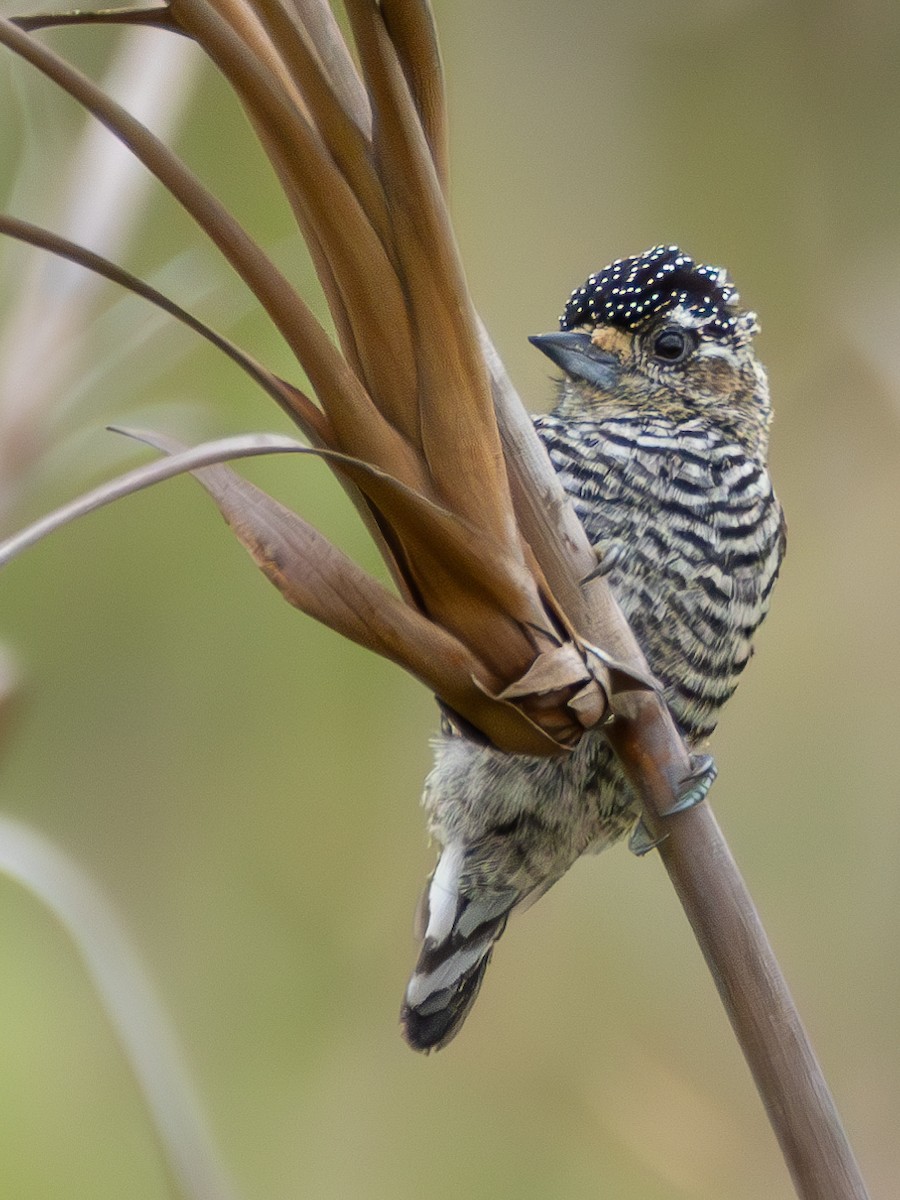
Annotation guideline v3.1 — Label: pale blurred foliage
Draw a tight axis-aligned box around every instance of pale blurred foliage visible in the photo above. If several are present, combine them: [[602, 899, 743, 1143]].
[[1, 2, 899, 1198], [0, 26, 205, 522]]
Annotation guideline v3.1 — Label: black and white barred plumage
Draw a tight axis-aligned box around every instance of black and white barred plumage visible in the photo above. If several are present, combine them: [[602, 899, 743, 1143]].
[[402, 248, 785, 1051]]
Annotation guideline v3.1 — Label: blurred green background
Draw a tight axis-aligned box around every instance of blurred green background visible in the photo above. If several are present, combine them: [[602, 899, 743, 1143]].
[[1, 2, 899, 1196]]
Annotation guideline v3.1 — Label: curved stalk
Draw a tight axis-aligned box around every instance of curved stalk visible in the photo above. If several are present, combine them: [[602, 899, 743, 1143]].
[[0, 432, 309, 565]]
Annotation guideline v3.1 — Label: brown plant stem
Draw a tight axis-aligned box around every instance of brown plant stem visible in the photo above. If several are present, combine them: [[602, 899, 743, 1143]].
[[658, 800, 869, 1200]]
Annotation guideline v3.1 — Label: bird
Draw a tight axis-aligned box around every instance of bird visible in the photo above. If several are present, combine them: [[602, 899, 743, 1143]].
[[401, 245, 786, 1052]]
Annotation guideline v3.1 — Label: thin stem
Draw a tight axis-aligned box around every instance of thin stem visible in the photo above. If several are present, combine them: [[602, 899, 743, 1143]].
[[660, 803, 869, 1200], [0, 433, 308, 566], [12, 7, 180, 33]]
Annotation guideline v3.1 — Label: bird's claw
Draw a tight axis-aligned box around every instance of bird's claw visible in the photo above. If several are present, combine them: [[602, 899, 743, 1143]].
[[580, 541, 626, 585], [628, 817, 663, 856], [666, 753, 717, 815], [627, 754, 717, 856]]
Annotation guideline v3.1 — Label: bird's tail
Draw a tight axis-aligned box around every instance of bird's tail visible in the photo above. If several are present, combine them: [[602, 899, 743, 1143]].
[[401, 842, 517, 1052]]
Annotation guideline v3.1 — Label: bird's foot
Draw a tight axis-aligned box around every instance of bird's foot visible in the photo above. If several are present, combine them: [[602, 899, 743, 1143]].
[[627, 754, 717, 856], [628, 818, 662, 856], [669, 753, 717, 814]]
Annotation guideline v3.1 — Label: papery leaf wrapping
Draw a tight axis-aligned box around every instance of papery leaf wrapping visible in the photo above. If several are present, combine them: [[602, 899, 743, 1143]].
[[493, 644, 593, 701], [170, 0, 421, 444], [380, 0, 448, 192], [346, 0, 516, 549]]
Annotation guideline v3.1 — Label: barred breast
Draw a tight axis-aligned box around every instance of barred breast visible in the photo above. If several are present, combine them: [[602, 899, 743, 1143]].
[[401, 413, 784, 1051], [534, 410, 785, 741]]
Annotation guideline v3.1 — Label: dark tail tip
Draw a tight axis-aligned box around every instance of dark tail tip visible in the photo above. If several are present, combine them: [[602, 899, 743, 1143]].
[[401, 947, 495, 1053]]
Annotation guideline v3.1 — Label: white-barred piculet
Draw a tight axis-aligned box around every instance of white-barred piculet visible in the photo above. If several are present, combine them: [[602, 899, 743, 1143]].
[[402, 246, 786, 1051]]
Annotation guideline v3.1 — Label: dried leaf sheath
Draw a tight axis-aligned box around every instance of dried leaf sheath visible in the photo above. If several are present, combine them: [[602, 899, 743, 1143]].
[[169, 0, 612, 735], [0, 5, 615, 754], [172, 0, 422, 437], [379, 0, 448, 192], [345, 1, 516, 544]]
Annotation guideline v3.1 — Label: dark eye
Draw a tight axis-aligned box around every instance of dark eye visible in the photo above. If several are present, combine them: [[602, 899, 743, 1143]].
[[652, 327, 693, 363]]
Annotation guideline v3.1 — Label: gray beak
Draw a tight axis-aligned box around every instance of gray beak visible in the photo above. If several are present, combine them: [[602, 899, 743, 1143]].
[[529, 331, 620, 391]]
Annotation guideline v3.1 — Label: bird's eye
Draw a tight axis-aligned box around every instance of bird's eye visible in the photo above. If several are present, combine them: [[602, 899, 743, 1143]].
[[652, 327, 693, 363]]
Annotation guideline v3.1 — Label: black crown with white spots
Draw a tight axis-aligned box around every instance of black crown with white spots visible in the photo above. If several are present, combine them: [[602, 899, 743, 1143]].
[[561, 245, 757, 344]]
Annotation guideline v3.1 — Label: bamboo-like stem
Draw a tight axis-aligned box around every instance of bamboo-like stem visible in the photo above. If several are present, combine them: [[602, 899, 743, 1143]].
[[659, 802, 869, 1200]]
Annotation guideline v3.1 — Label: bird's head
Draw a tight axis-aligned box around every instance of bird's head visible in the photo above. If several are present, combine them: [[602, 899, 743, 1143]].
[[531, 245, 769, 438]]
